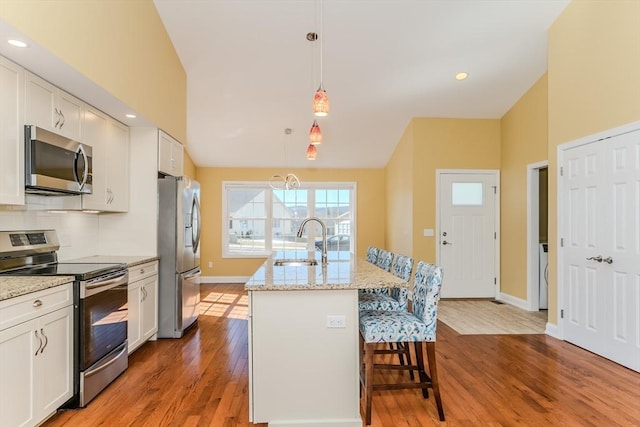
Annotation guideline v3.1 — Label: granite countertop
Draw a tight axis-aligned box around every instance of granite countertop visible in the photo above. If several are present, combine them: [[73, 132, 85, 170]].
[[245, 251, 407, 291], [0, 276, 75, 301], [64, 255, 159, 268]]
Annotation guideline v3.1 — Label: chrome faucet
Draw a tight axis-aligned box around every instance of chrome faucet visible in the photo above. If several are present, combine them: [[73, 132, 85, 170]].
[[296, 216, 328, 266]]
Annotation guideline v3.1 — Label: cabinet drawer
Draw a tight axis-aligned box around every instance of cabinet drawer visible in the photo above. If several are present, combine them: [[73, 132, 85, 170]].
[[128, 261, 159, 283], [0, 283, 73, 331]]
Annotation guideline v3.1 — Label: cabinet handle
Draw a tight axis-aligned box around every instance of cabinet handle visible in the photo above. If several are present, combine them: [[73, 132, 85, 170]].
[[54, 108, 61, 128], [33, 299, 43, 308], [40, 328, 48, 354], [59, 109, 65, 128], [140, 268, 145, 274], [34, 330, 43, 356]]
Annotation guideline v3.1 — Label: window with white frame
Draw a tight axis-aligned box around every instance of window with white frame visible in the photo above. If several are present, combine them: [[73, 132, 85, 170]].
[[222, 181, 356, 257]]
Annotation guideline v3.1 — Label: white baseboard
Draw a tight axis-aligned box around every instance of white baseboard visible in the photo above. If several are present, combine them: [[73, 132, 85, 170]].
[[497, 292, 529, 310], [200, 276, 250, 284], [545, 322, 561, 339]]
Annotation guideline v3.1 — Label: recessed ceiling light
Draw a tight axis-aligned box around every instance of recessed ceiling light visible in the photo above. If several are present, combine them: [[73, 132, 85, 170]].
[[455, 72, 468, 81], [7, 39, 28, 48], [125, 114, 137, 119]]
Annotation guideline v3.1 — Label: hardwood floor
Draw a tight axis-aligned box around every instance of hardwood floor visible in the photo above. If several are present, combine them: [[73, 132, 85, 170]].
[[44, 283, 640, 427]]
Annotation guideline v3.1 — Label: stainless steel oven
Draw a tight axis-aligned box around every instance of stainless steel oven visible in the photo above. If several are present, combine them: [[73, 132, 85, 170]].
[[79, 269, 128, 406], [0, 230, 128, 408]]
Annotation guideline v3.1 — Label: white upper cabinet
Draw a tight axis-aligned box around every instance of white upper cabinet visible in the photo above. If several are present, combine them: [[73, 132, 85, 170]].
[[0, 56, 25, 205], [158, 130, 184, 177], [105, 119, 130, 212], [25, 71, 82, 141], [82, 106, 130, 212]]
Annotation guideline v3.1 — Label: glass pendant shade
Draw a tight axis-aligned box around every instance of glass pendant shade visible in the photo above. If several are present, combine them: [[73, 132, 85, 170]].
[[306, 144, 318, 160], [313, 85, 329, 117], [309, 120, 322, 145]]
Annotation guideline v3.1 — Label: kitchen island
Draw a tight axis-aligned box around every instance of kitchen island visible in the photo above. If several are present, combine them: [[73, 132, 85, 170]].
[[246, 251, 406, 427]]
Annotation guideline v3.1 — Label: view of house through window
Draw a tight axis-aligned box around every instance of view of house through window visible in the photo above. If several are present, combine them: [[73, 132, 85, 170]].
[[223, 182, 355, 257]]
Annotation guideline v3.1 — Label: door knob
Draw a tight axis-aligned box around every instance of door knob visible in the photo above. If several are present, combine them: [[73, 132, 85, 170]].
[[442, 240, 452, 245], [586, 255, 603, 262], [603, 257, 614, 264]]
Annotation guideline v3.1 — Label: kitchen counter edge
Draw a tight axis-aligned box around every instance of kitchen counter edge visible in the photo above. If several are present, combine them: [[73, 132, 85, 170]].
[[245, 254, 406, 292], [0, 276, 75, 301], [66, 255, 160, 268]]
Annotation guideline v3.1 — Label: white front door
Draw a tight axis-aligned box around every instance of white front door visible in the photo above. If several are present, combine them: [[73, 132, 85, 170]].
[[561, 126, 640, 372], [437, 171, 498, 298]]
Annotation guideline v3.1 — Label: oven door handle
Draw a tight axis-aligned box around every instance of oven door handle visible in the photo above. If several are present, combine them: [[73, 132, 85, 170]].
[[83, 343, 128, 379], [82, 271, 128, 298]]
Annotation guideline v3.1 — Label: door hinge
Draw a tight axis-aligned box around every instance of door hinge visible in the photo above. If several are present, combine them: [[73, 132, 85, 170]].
[[560, 238, 564, 247], [494, 277, 497, 285], [560, 166, 564, 177], [492, 186, 497, 194], [561, 309, 564, 319], [494, 232, 497, 239]]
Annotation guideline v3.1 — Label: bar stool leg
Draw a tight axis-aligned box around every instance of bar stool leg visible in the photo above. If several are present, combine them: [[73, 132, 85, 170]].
[[426, 342, 445, 421], [364, 342, 375, 426], [414, 341, 429, 398]]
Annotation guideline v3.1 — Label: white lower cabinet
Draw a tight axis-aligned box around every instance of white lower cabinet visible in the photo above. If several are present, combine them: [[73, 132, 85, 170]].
[[0, 284, 74, 427], [128, 261, 159, 354]]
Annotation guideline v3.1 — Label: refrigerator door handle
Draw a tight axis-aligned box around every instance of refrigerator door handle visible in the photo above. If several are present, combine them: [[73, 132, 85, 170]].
[[191, 195, 201, 253]]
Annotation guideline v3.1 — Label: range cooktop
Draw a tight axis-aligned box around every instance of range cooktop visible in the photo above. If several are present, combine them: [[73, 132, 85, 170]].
[[3, 262, 126, 281]]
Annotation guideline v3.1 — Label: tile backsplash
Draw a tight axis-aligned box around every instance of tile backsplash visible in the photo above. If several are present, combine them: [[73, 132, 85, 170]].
[[0, 206, 100, 260]]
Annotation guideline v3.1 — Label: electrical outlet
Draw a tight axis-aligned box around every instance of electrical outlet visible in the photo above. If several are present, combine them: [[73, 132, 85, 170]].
[[208, 261, 213, 268], [326, 315, 346, 328]]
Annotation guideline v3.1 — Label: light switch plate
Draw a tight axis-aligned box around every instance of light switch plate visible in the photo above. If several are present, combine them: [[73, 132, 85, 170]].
[[423, 228, 434, 237]]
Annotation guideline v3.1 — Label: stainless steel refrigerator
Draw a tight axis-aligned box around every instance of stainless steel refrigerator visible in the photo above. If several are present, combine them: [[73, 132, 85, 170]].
[[157, 176, 201, 338]]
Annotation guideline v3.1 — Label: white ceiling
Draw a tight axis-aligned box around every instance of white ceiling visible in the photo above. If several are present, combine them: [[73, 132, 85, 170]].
[[155, 0, 569, 169]]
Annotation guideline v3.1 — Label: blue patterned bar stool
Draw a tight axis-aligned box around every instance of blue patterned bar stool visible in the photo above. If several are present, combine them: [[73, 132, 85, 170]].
[[358, 254, 412, 311], [374, 249, 393, 272], [359, 261, 445, 425], [365, 245, 379, 264], [360, 249, 394, 298], [358, 254, 415, 377]]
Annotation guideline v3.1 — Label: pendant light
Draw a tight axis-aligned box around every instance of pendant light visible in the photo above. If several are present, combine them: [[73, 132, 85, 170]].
[[269, 128, 301, 190], [312, 0, 329, 117], [309, 120, 322, 145], [306, 144, 318, 160]]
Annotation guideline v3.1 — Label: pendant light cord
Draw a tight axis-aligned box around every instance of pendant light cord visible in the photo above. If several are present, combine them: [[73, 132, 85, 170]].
[[319, 0, 324, 87]]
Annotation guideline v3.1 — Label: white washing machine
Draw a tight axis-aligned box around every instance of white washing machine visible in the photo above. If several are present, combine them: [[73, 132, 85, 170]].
[[539, 243, 548, 309]]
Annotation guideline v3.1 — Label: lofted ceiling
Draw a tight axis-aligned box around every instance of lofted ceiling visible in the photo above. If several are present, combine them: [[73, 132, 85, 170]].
[[153, 0, 569, 169]]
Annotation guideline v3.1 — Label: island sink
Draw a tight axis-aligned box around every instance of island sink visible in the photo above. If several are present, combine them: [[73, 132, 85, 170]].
[[273, 258, 318, 267]]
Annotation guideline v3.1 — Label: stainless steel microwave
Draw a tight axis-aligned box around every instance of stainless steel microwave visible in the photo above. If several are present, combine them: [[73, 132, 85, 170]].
[[25, 125, 93, 195]]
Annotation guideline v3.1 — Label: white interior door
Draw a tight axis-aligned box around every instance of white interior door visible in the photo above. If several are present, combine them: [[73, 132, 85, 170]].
[[437, 171, 498, 298], [561, 126, 640, 372]]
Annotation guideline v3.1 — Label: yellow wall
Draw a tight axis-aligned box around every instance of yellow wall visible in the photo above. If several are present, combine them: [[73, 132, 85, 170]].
[[183, 151, 196, 180], [499, 75, 548, 299], [384, 124, 414, 257], [0, 0, 187, 142], [411, 118, 501, 264], [546, 0, 640, 324], [195, 167, 385, 277]]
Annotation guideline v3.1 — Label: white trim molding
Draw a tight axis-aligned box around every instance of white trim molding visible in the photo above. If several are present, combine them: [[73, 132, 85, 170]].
[[526, 160, 548, 311], [497, 292, 529, 311]]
